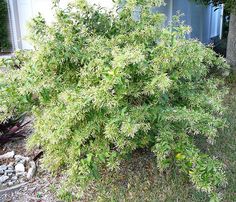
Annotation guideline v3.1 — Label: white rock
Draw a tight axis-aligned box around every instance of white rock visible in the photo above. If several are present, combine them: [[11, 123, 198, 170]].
[[16, 172, 26, 177], [15, 163, 25, 173], [8, 181, 14, 186], [5, 169, 14, 174], [0, 151, 15, 160], [11, 176, 18, 181], [0, 165, 7, 172], [19, 159, 27, 165], [14, 155, 30, 163], [27, 161, 37, 179], [7, 165, 14, 170], [0, 175, 9, 184], [19, 178, 25, 183]]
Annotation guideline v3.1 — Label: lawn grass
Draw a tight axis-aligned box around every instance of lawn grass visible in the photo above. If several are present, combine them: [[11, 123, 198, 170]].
[[91, 152, 208, 202], [212, 84, 236, 202], [59, 84, 236, 202]]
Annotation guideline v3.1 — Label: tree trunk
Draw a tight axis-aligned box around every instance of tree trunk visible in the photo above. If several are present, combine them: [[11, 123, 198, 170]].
[[226, 13, 236, 70]]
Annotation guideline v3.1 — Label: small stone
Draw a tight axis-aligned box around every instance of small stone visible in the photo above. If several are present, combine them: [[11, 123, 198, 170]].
[[27, 161, 37, 179], [0, 175, 9, 184], [16, 172, 26, 177], [19, 159, 26, 165], [15, 163, 25, 173], [19, 178, 25, 183], [2, 182, 7, 187], [5, 169, 14, 174], [12, 176, 18, 181], [8, 181, 14, 186], [14, 154, 22, 160], [14, 155, 29, 163], [7, 173, 13, 176], [0, 151, 15, 160], [7, 165, 14, 170], [0, 165, 7, 172]]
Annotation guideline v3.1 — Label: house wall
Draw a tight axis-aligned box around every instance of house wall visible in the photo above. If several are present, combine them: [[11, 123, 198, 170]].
[[154, 0, 223, 44], [7, 0, 21, 50], [8, 0, 223, 50], [8, 0, 55, 50]]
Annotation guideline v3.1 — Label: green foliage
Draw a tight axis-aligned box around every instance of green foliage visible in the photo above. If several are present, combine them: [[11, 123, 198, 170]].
[[0, 0, 11, 52], [0, 0, 230, 200]]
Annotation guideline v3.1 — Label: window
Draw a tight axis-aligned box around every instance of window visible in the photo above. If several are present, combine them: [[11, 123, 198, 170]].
[[0, 0, 12, 53]]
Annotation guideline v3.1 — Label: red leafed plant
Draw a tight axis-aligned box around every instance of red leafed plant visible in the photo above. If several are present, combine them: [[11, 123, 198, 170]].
[[0, 114, 30, 146]]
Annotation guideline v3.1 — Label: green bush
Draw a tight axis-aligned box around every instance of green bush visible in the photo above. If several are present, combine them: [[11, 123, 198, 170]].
[[0, 0, 229, 200]]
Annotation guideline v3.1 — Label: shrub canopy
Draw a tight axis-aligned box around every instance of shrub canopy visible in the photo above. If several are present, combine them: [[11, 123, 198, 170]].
[[0, 0, 229, 200]]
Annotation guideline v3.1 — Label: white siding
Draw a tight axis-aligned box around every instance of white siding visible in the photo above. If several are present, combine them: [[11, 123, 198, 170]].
[[8, 0, 223, 50], [155, 0, 223, 44], [210, 4, 224, 39], [8, 0, 21, 50], [9, 0, 114, 50], [15, 0, 33, 49]]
